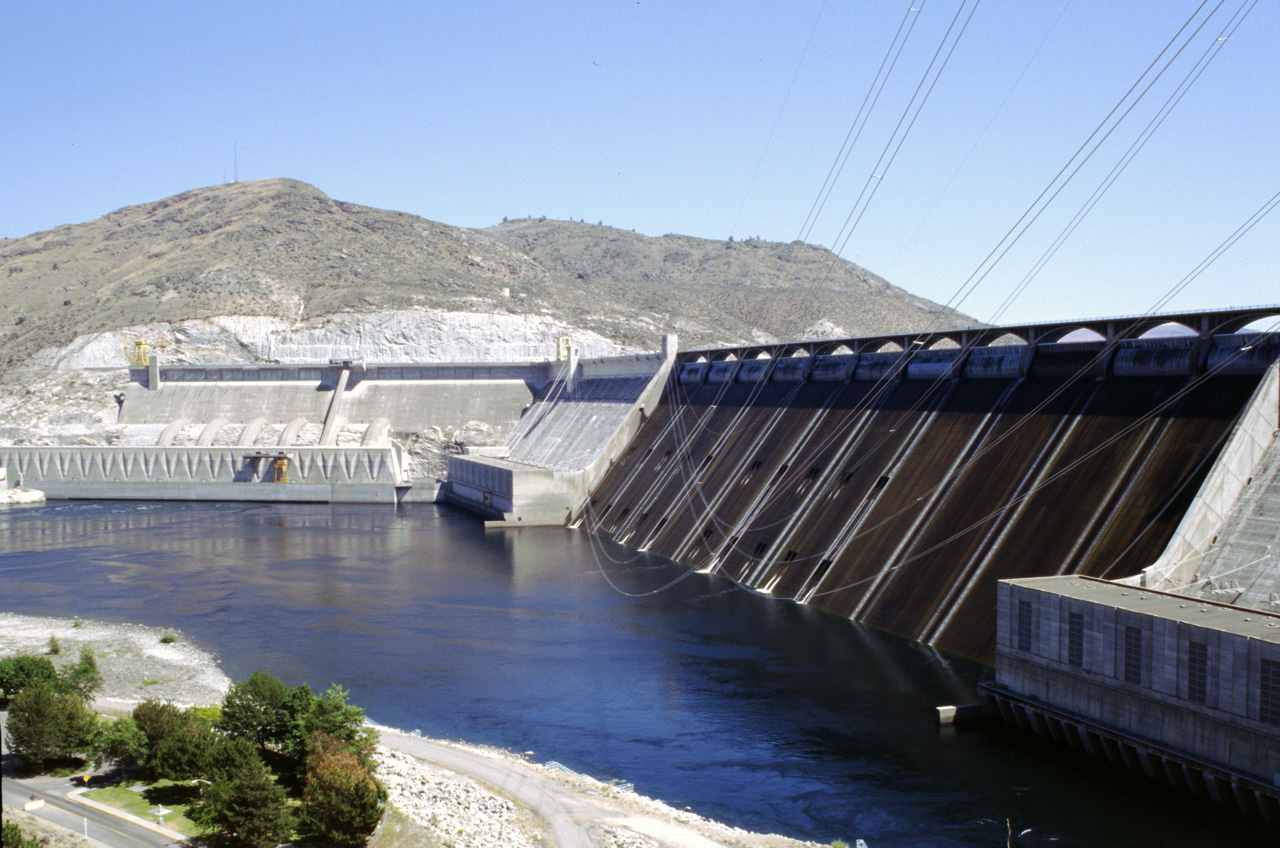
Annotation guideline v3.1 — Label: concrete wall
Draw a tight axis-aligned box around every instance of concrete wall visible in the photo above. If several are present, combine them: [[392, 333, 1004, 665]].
[[445, 337, 676, 525], [991, 577, 1280, 788], [1, 445, 412, 504], [124, 363, 540, 437], [1142, 359, 1280, 591], [120, 382, 334, 426]]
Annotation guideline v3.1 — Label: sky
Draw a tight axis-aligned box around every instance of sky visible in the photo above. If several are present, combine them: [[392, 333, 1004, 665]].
[[3, 0, 1277, 326]]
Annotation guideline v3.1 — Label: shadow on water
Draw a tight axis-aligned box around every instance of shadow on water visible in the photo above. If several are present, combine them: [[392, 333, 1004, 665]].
[[0, 501, 1272, 848]]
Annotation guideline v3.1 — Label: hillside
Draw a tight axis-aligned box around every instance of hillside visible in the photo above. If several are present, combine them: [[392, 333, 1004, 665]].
[[0, 178, 976, 368], [485, 218, 969, 348]]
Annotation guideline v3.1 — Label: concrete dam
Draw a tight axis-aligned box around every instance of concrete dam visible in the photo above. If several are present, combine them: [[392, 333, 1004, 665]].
[[4, 308, 1277, 665], [573, 312, 1280, 662]]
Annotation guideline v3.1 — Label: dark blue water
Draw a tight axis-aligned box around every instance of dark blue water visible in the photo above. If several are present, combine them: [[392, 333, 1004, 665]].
[[0, 501, 1269, 847]]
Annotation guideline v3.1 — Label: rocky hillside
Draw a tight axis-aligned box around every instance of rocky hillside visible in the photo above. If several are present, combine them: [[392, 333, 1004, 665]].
[[485, 218, 968, 348], [0, 179, 975, 369]]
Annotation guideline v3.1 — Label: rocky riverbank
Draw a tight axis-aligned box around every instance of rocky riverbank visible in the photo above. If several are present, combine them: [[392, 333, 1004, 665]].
[[1, 613, 827, 848]]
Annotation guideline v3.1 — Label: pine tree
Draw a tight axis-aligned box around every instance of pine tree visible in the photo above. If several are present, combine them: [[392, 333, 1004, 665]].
[[194, 755, 294, 848], [60, 646, 103, 700]]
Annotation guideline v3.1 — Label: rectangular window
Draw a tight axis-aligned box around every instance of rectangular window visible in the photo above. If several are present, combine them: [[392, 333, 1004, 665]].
[[1187, 641, 1209, 704], [1067, 612, 1084, 668], [1261, 658, 1280, 726], [1017, 600, 1034, 653], [1124, 626, 1143, 685]]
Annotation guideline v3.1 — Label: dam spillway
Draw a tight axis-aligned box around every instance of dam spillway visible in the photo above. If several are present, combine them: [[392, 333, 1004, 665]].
[[576, 333, 1279, 661]]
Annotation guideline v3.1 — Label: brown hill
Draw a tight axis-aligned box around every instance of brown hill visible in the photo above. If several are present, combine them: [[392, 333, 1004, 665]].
[[0, 178, 975, 366], [484, 218, 972, 348]]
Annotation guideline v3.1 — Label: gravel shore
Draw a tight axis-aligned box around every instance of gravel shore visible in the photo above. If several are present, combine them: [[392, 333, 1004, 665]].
[[1, 613, 827, 848], [0, 612, 231, 707]]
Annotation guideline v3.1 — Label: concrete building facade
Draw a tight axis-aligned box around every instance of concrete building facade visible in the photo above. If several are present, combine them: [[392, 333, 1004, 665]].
[[981, 576, 1280, 818]]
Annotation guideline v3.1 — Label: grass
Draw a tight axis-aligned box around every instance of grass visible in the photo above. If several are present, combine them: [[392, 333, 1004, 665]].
[[142, 679, 160, 686], [369, 805, 446, 848], [159, 633, 177, 644], [84, 780, 202, 837]]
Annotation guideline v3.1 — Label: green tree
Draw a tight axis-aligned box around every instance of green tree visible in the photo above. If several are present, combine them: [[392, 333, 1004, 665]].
[[186, 704, 222, 728], [59, 646, 103, 700], [309, 684, 371, 746], [275, 681, 317, 760], [6, 682, 97, 770], [132, 699, 190, 777], [207, 735, 262, 783], [0, 654, 57, 699], [218, 670, 289, 749], [300, 747, 384, 847], [94, 715, 148, 769], [152, 720, 216, 781], [192, 755, 294, 848]]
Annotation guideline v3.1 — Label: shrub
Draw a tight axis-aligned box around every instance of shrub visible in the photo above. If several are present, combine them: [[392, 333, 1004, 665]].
[[47, 635, 61, 655], [2, 821, 42, 848], [159, 633, 177, 644], [187, 704, 223, 728]]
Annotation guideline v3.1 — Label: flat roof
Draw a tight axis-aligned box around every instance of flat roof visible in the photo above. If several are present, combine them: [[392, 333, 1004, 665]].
[[1006, 575, 1280, 644]]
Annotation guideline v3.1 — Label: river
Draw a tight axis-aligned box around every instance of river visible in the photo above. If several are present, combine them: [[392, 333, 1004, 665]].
[[0, 501, 1269, 847]]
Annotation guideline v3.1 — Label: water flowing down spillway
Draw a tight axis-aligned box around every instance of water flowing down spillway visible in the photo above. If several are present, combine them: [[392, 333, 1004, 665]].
[[579, 345, 1264, 660]]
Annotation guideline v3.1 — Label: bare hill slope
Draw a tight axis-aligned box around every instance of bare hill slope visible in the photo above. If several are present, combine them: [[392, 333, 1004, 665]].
[[0, 179, 975, 367], [486, 218, 972, 347]]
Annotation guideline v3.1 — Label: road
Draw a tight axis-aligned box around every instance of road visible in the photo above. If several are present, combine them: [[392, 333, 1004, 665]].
[[379, 729, 597, 848], [2, 775, 185, 848], [2, 710, 184, 848]]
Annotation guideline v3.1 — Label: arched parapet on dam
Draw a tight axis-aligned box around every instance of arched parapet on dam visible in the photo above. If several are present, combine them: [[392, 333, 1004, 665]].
[[677, 304, 1280, 368], [1210, 308, 1280, 337], [675, 320, 1280, 386]]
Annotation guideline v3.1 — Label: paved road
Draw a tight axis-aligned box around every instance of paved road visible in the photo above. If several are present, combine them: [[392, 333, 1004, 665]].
[[2, 710, 184, 848], [380, 729, 598, 848], [2, 775, 185, 848]]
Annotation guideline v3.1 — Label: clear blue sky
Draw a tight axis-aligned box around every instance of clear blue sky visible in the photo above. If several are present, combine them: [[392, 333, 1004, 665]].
[[3, 0, 1276, 325]]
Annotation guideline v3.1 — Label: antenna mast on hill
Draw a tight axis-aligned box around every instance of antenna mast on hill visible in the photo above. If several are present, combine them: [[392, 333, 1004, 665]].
[[234, 141, 239, 183]]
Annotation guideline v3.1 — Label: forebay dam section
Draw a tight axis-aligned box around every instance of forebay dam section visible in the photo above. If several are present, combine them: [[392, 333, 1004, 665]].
[[5, 306, 1280, 812]]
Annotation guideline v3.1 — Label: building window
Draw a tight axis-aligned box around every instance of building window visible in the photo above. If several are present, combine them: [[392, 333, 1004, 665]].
[[1187, 641, 1209, 704], [1124, 626, 1143, 685], [1017, 600, 1034, 652], [1067, 612, 1084, 668], [1261, 659, 1280, 726]]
